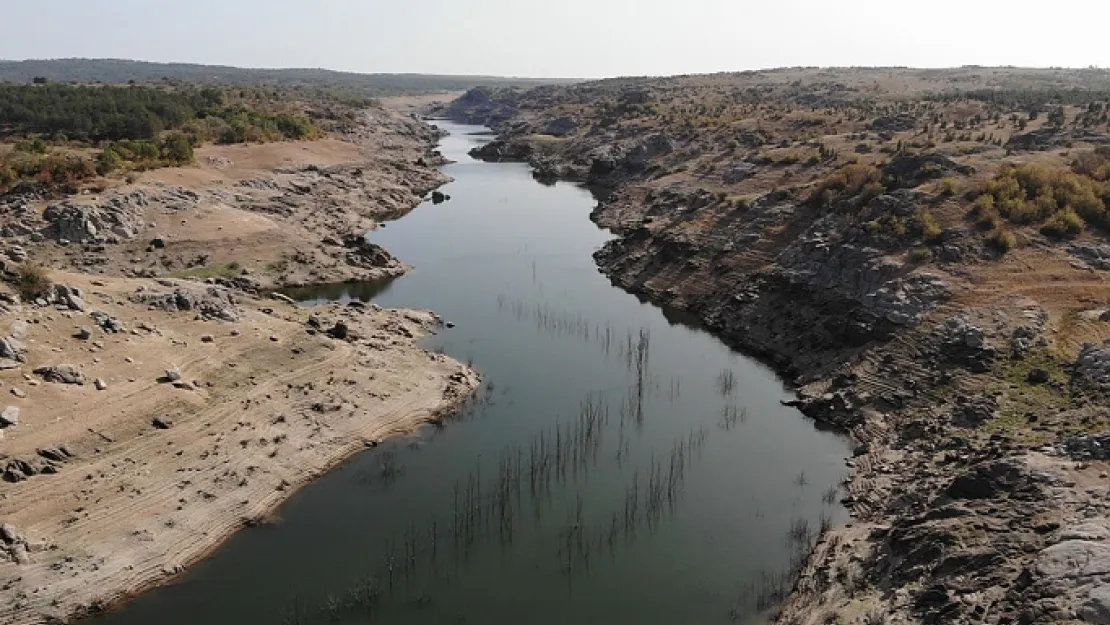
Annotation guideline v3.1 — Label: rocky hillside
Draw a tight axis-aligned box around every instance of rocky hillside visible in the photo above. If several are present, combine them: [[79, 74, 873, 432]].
[[443, 68, 1110, 624], [0, 105, 449, 289]]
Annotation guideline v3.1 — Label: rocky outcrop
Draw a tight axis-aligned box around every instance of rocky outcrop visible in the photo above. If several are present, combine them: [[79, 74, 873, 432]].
[[722, 162, 758, 184], [444, 87, 521, 127], [587, 134, 675, 185], [869, 114, 918, 133], [936, 315, 996, 373], [773, 227, 950, 327], [1070, 243, 1110, 271], [1064, 433, 1110, 460], [784, 390, 866, 428], [1074, 342, 1110, 390], [590, 188, 953, 384], [38, 187, 203, 244], [130, 284, 240, 321], [343, 235, 403, 272], [881, 153, 974, 190], [1007, 128, 1110, 153], [468, 139, 533, 162], [42, 200, 141, 243], [543, 116, 578, 137], [32, 364, 85, 385]]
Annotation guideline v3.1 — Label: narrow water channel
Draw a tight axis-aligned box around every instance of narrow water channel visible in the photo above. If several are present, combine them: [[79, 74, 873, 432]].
[[92, 121, 850, 625]]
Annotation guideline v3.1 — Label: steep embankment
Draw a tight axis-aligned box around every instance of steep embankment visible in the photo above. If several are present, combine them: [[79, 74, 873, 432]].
[[443, 71, 1110, 624]]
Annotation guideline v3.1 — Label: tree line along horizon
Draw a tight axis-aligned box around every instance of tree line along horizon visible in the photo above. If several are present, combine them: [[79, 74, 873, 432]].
[[0, 81, 326, 195]]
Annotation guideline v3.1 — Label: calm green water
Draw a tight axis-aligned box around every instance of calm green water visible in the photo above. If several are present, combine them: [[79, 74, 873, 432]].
[[92, 121, 849, 625]]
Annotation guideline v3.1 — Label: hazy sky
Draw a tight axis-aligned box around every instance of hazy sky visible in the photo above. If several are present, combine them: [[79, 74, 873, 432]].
[[3, 0, 1108, 78]]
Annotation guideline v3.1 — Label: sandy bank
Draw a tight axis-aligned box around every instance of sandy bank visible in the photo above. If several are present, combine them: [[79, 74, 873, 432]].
[[0, 271, 478, 624]]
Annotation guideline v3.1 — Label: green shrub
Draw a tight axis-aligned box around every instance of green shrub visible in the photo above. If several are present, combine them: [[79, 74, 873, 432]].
[[0, 165, 15, 191], [979, 163, 1110, 231], [808, 163, 883, 206], [274, 114, 316, 140], [14, 137, 48, 154], [97, 148, 122, 175], [890, 217, 908, 238], [987, 229, 1017, 253], [916, 208, 944, 243], [971, 193, 995, 214], [1040, 208, 1085, 239], [936, 177, 960, 196], [907, 247, 933, 263], [1072, 148, 1110, 181], [13, 263, 52, 300], [160, 133, 194, 164]]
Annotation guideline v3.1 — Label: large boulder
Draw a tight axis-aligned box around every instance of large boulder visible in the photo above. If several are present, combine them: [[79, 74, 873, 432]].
[[1036, 541, 1110, 579], [468, 139, 532, 162], [624, 134, 674, 171], [1081, 585, 1110, 625], [41, 197, 145, 243], [543, 116, 578, 137], [723, 162, 758, 184], [54, 285, 85, 311], [1070, 243, 1110, 271], [32, 364, 85, 385], [881, 154, 974, 190], [0, 406, 18, 427], [946, 458, 1051, 500], [948, 394, 997, 427], [1074, 343, 1110, 390], [937, 316, 996, 373], [0, 337, 26, 363]]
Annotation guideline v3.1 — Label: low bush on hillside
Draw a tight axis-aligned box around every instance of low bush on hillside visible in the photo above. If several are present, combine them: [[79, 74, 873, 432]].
[[967, 152, 1110, 237], [807, 164, 884, 206], [916, 208, 944, 243], [12, 263, 52, 300], [97, 133, 195, 173], [907, 247, 933, 263], [0, 152, 98, 194], [987, 228, 1018, 253]]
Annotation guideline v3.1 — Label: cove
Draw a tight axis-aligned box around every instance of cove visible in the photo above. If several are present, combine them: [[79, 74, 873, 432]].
[[91, 120, 850, 625]]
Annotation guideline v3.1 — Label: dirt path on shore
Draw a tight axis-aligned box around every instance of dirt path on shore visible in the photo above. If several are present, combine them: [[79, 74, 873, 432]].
[[0, 271, 478, 624]]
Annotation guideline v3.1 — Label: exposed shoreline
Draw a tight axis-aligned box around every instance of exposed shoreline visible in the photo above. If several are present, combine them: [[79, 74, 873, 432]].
[[0, 100, 481, 624]]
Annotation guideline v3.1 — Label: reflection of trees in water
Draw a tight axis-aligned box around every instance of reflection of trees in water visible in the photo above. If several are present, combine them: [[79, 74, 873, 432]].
[[272, 316, 836, 625], [280, 275, 400, 306], [276, 344, 752, 625]]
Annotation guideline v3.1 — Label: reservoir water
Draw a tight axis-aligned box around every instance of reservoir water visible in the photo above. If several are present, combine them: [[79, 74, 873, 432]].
[[92, 120, 849, 625]]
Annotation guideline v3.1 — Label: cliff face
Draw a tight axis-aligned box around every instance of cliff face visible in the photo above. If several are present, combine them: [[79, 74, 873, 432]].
[[444, 69, 1110, 625], [593, 187, 954, 385]]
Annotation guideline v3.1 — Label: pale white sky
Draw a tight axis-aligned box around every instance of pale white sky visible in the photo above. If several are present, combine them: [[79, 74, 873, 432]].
[[2, 0, 1108, 77]]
